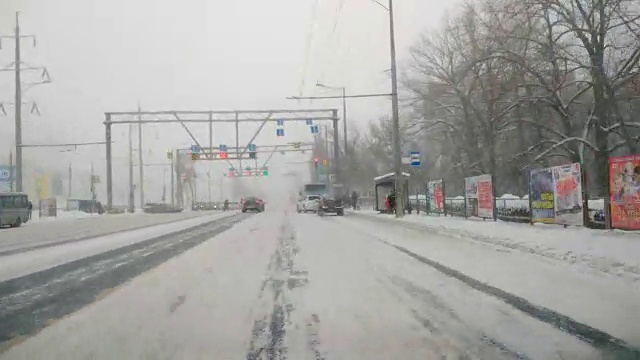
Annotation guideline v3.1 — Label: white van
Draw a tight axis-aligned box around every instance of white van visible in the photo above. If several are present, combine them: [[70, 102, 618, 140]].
[[296, 194, 321, 213]]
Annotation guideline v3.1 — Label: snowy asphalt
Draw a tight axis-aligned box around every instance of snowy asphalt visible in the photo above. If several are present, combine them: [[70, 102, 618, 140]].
[[0, 207, 638, 359], [0, 210, 225, 256]]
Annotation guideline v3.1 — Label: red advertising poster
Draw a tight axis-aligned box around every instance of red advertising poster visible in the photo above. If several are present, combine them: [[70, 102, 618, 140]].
[[427, 180, 444, 211], [465, 174, 494, 218], [477, 178, 494, 218], [609, 155, 640, 230]]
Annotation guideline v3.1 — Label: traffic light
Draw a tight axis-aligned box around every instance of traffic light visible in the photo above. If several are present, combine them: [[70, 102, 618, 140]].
[[191, 153, 200, 160], [322, 159, 328, 166], [246, 171, 251, 176], [219, 144, 228, 159], [220, 152, 228, 159], [249, 152, 256, 159], [263, 170, 268, 176], [228, 171, 234, 177]]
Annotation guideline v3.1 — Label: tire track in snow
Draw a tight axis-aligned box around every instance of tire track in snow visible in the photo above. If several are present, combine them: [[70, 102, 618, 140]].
[[377, 276, 528, 359], [379, 239, 640, 359], [246, 213, 317, 360], [0, 213, 252, 348]]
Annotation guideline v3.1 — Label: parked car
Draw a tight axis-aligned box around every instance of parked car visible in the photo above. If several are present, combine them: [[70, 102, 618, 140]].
[[297, 195, 321, 213], [317, 196, 344, 216], [242, 197, 265, 212]]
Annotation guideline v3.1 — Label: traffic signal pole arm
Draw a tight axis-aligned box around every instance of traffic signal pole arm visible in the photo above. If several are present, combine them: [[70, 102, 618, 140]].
[[260, 145, 282, 169], [238, 113, 272, 158]]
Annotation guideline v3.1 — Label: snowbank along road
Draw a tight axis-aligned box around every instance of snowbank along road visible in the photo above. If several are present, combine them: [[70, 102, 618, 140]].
[[0, 210, 227, 256], [0, 207, 639, 359], [0, 212, 253, 352]]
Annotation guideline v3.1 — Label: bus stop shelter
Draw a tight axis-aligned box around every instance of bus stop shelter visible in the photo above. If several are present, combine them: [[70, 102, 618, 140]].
[[373, 172, 410, 212]]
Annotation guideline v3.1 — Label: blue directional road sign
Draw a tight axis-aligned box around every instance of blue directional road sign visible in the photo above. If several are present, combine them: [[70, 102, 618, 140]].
[[219, 144, 227, 151], [310, 125, 319, 134], [276, 128, 285, 136], [410, 151, 421, 167], [248, 144, 257, 151], [190, 145, 201, 153]]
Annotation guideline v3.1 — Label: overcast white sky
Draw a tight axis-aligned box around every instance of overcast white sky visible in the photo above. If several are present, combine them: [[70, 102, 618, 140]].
[[0, 0, 456, 202]]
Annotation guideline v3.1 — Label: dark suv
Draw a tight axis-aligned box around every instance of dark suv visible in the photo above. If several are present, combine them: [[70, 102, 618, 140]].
[[317, 196, 344, 216], [241, 197, 265, 213]]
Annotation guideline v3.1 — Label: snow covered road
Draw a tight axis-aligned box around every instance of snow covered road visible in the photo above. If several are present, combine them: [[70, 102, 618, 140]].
[[0, 210, 226, 256], [1, 206, 637, 359]]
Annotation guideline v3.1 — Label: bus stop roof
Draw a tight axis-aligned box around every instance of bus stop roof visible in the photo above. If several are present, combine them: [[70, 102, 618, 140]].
[[373, 172, 411, 184]]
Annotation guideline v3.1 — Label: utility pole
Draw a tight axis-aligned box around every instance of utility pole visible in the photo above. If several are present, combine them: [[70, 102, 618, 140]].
[[162, 168, 167, 203], [209, 112, 213, 157], [14, 13, 22, 193], [0, 12, 42, 193], [332, 109, 340, 184], [324, 125, 329, 156], [342, 87, 348, 156], [90, 162, 96, 210], [137, 104, 144, 208], [170, 150, 175, 206], [128, 124, 134, 213], [235, 112, 241, 172], [207, 171, 211, 202], [68, 163, 72, 198], [193, 174, 198, 203], [105, 115, 113, 209], [9, 151, 14, 192], [388, 0, 403, 217], [315, 83, 348, 157]]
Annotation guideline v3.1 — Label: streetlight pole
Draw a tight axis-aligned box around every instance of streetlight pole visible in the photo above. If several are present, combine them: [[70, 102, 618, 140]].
[[388, 0, 403, 218], [341, 87, 347, 156], [315, 83, 348, 157], [128, 124, 134, 213]]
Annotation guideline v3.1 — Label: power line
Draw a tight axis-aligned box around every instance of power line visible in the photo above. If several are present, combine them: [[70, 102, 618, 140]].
[[320, 0, 349, 83], [298, 0, 321, 97]]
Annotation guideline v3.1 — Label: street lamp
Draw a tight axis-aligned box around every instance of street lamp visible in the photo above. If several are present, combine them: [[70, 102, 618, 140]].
[[316, 82, 348, 157]]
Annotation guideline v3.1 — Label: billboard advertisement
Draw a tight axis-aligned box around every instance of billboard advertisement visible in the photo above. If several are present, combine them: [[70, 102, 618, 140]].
[[552, 163, 583, 226], [465, 174, 494, 219], [529, 163, 583, 226], [609, 155, 640, 230], [427, 179, 444, 212], [529, 168, 555, 223]]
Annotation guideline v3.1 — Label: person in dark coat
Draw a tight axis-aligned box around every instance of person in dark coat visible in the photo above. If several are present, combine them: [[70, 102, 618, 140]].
[[27, 200, 33, 220], [351, 191, 359, 210]]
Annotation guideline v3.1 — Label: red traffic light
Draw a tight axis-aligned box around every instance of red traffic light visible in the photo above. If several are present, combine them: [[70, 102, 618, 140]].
[[313, 157, 319, 163], [220, 152, 228, 159]]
